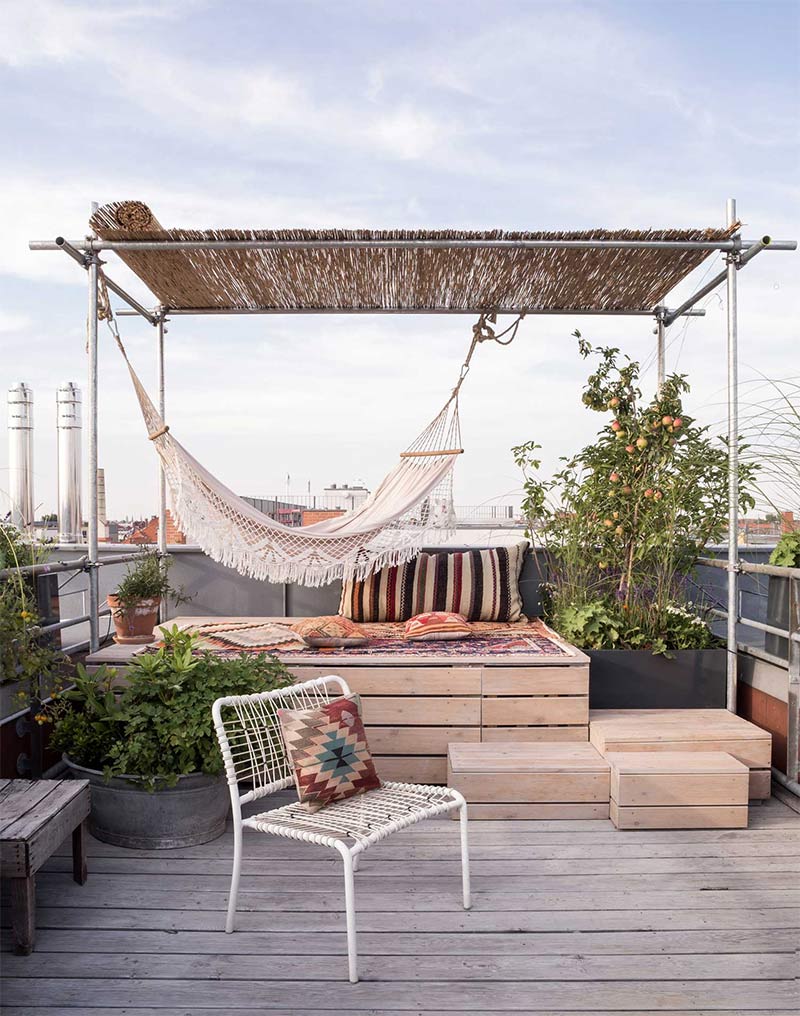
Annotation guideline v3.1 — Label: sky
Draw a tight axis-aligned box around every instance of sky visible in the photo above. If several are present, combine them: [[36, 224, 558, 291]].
[[0, 0, 798, 522]]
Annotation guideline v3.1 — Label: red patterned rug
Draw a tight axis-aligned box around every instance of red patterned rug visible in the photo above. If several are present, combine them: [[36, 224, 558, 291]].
[[163, 618, 576, 659]]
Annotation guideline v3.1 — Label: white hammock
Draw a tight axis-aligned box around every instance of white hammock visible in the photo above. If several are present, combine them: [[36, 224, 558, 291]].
[[110, 318, 502, 586]]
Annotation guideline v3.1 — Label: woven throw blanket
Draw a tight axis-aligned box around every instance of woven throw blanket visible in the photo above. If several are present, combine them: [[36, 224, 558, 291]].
[[165, 618, 575, 659]]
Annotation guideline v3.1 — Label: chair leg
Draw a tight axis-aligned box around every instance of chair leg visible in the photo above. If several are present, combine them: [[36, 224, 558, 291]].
[[338, 846, 359, 982], [459, 800, 471, 910], [352, 853, 360, 872], [225, 809, 243, 934]]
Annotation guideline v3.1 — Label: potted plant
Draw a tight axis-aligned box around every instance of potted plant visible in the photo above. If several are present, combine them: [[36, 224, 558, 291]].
[[514, 335, 755, 708], [47, 626, 292, 847], [107, 549, 175, 644]]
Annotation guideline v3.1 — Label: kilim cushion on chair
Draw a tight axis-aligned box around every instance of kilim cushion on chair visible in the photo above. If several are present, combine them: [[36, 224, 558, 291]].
[[277, 695, 381, 812], [289, 615, 369, 647], [404, 611, 472, 642]]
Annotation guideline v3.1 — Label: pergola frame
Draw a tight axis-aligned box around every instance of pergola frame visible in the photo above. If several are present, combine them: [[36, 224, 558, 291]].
[[29, 200, 798, 720]]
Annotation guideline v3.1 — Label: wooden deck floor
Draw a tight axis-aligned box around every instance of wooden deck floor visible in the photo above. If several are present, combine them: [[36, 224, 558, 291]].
[[2, 792, 799, 1014]]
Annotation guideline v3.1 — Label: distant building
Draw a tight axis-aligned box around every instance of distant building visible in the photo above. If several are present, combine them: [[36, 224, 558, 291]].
[[738, 510, 797, 541], [301, 508, 345, 526], [123, 510, 187, 545], [323, 483, 369, 511]]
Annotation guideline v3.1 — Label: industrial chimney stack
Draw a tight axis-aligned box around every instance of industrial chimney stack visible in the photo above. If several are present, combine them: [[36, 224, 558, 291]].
[[7, 383, 34, 532], [56, 382, 82, 543]]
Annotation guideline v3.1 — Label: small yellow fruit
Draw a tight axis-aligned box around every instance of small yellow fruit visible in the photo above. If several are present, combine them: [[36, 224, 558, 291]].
[[636, 436, 648, 449], [615, 525, 624, 536], [603, 518, 613, 527]]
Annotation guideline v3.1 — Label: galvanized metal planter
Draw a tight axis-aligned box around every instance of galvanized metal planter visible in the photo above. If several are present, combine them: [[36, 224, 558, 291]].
[[64, 758, 229, 849], [587, 648, 727, 709]]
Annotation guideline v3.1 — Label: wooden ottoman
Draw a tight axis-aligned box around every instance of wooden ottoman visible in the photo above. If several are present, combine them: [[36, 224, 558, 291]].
[[0, 779, 90, 954], [589, 709, 772, 800], [607, 751, 749, 830], [447, 742, 610, 819]]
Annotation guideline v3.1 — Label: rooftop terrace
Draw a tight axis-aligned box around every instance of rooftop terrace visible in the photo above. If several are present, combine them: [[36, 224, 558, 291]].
[[3, 790, 799, 1013]]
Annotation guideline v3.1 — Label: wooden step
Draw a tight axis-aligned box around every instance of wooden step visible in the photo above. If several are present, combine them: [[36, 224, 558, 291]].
[[448, 742, 610, 819]]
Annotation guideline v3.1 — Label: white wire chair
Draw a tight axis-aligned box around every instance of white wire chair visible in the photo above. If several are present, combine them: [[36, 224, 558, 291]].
[[212, 675, 470, 982]]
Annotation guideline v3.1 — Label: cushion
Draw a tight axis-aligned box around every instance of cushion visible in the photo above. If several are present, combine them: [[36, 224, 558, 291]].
[[339, 542, 527, 623], [404, 611, 471, 642], [413, 543, 527, 622], [183, 621, 307, 651], [289, 615, 369, 648], [277, 694, 381, 812], [338, 558, 417, 623]]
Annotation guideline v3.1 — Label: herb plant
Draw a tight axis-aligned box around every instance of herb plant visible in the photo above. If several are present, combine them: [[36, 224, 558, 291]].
[[112, 550, 180, 613]]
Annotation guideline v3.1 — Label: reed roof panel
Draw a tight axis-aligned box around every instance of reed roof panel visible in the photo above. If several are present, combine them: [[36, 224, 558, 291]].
[[90, 201, 734, 313]]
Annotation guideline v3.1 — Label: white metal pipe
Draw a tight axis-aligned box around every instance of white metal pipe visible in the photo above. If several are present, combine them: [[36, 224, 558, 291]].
[[7, 382, 34, 532], [726, 198, 739, 713], [156, 312, 168, 622], [56, 383, 82, 543], [118, 306, 709, 318], [28, 236, 797, 253], [656, 313, 666, 390], [52, 237, 159, 324], [663, 238, 770, 326], [87, 205, 100, 653]]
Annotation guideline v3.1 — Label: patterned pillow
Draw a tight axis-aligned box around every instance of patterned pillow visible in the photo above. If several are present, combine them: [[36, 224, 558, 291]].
[[277, 694, 381, 812], [338, 558, 417, 622], [339, 542, 528, 623], [412, 544, 527, 622], [404, 611, 471, 642], [289, 615, 369, 647]]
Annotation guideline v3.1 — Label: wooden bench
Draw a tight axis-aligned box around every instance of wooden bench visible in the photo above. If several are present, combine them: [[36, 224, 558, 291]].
[[447, 741, 610, 819], [607, 751, 749, 829], [0, 779, 90, 954]]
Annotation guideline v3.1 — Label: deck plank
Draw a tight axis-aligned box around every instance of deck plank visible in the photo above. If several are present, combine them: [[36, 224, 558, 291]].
[[3, 794, 798, 1014]]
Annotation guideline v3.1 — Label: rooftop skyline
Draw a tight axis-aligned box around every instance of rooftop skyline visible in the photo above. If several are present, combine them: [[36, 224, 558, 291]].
[[1, 0, 798, 520]]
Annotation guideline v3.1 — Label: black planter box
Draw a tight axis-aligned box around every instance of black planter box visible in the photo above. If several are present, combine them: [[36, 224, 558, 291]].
[[765, 575, 789, 661], [587, 648, 727, 709]]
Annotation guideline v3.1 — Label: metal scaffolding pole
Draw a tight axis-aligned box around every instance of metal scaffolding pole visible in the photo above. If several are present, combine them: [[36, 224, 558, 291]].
[[86, 206, 100, 653], [655, 309, 666, 390], [726, 198, 740, 712], [156, 310, 168, 622]]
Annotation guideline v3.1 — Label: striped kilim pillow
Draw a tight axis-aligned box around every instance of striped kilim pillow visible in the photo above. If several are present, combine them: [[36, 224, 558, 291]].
[[277, 694, 381, 813], [339, 543, 527, 623], [338, 558, 418, 623]]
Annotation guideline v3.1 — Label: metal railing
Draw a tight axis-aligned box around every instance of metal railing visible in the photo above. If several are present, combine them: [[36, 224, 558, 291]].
[[698, 556, 799, 785], [0, 551, 146, 655]]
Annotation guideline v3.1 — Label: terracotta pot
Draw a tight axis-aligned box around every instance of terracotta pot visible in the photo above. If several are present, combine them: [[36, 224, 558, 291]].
[[107, 594, 160, 644]]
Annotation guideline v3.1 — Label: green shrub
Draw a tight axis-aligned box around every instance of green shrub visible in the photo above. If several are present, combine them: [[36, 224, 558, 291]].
[[769, 531, 800, 568], [0, 524, 64, 700], [49, 626, 293, 788]]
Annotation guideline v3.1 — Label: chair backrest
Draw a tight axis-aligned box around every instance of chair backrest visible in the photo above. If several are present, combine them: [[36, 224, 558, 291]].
[[212, 674, 350, 803]]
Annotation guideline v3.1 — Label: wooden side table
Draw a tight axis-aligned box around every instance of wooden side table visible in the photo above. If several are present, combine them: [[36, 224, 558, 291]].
[[0, 779, 90, 954]]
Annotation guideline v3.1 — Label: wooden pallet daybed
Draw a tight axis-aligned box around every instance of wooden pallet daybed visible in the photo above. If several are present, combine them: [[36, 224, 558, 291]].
[[87, 616, 591, 785]]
